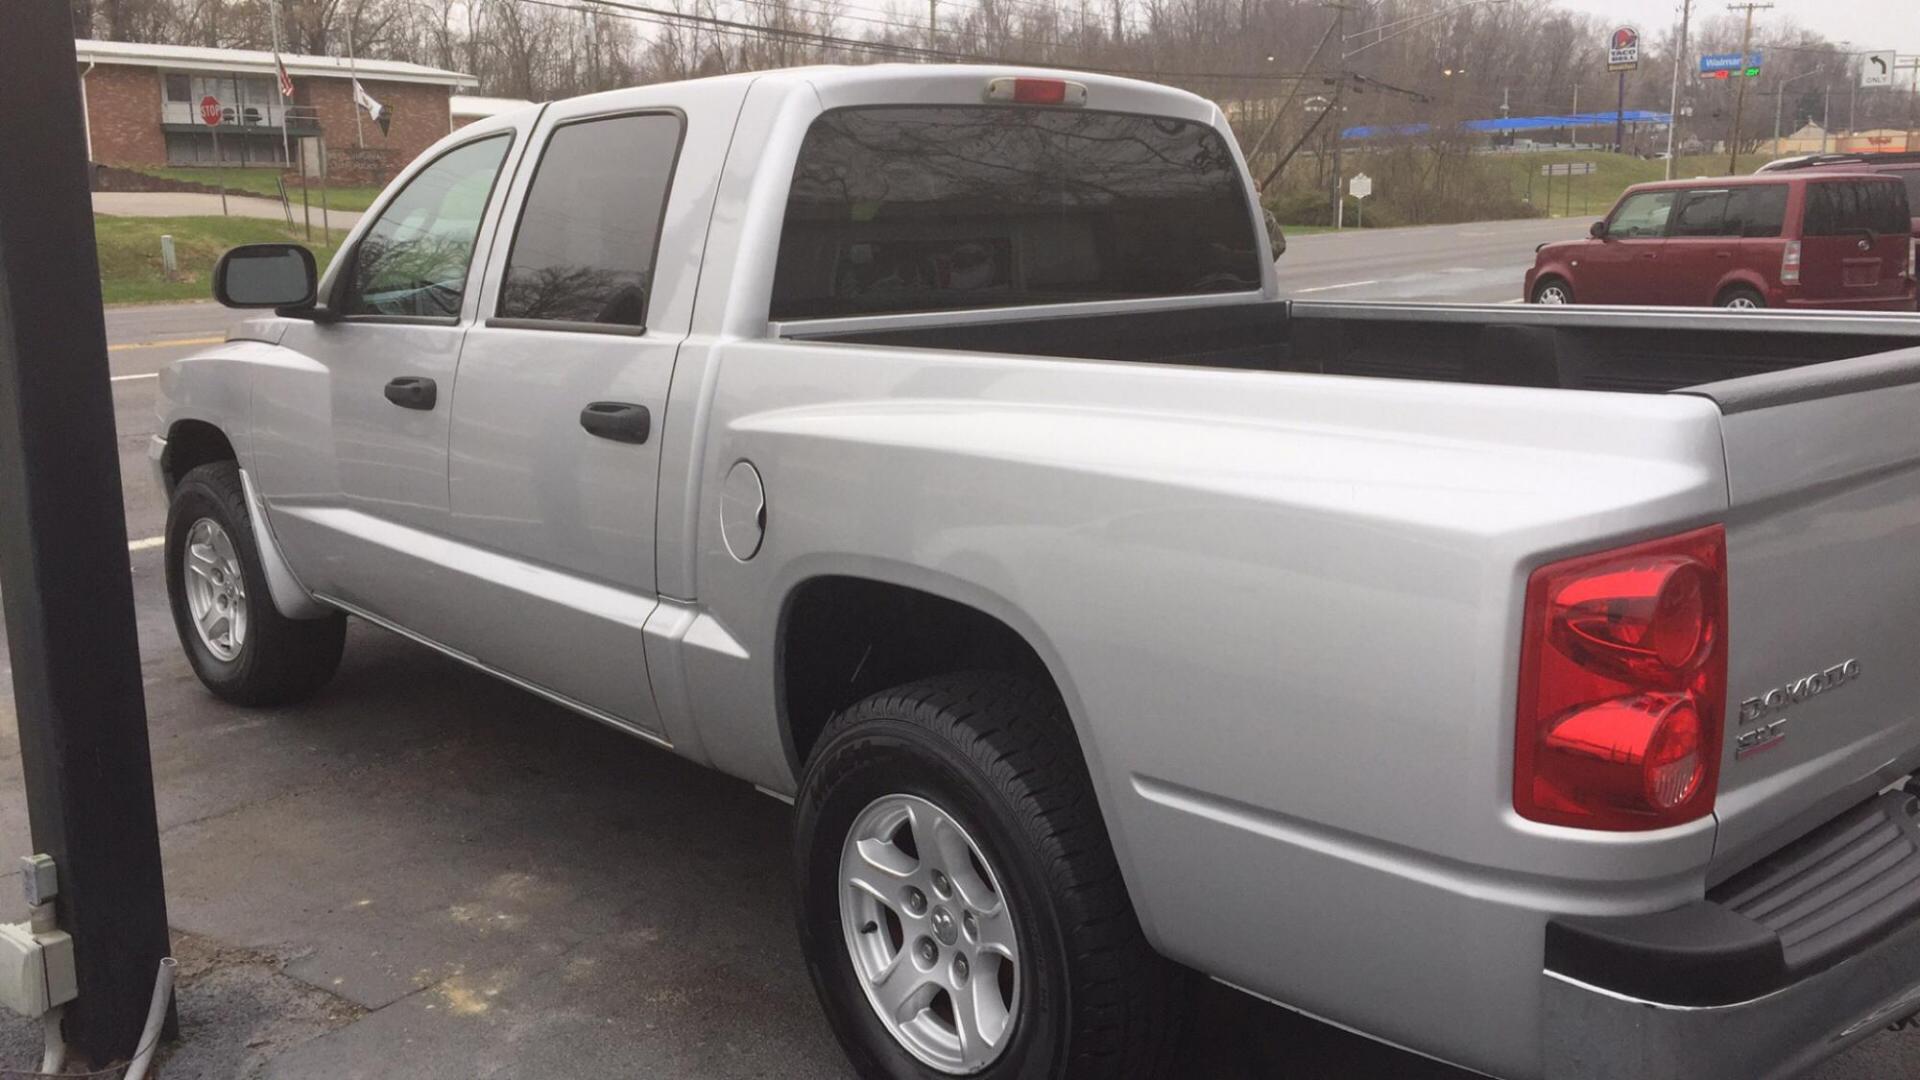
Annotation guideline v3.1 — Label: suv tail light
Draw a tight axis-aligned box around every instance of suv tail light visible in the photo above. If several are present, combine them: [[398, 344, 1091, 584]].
[[1781, 240, 1802, 285], [1515, 527, 1728, 831]]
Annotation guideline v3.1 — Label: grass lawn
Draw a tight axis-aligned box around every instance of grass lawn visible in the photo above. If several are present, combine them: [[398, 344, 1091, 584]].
[[127, 165, 387, 213], [1482, 150, 1786, 220], [96, 215, 341, 306]]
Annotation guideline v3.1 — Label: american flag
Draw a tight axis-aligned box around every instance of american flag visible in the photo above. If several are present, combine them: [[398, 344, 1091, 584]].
[[274, 51, 295, 98]]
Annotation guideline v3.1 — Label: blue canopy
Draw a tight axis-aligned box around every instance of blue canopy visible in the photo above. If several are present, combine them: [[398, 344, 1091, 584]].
[[1342, 111, 1673, 140]]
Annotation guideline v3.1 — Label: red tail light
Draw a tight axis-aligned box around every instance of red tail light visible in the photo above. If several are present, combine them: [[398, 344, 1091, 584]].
[[1515, 526, 1727, 830], [1781, 240, 1802, 285], [984, 77, 1088, 106]]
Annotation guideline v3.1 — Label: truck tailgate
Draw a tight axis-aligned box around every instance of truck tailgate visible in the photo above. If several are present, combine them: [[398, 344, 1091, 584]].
[[1685, 348, 1920, 879]]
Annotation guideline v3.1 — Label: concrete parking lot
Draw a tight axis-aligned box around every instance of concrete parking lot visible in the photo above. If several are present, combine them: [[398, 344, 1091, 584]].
[[1, 254, 1915, 1076]]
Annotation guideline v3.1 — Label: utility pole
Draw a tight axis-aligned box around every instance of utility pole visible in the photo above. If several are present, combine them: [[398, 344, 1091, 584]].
[[1725, 2, 1771, 173], [1664, 0, 1691, 177], [1570, 84, 1579, 148], [0, 2, 175, 1065], [1329, 1, 1349, 229], [927, 0, 937, 54]]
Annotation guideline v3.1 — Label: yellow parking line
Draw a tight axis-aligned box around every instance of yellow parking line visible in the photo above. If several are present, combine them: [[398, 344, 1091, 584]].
[[108, 335, 226, 352]]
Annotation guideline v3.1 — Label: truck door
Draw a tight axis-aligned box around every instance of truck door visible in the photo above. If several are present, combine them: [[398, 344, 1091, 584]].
[[251, 130, 519, 623], [442, 86, 743, 737], [1580, 188, 1675, 305]]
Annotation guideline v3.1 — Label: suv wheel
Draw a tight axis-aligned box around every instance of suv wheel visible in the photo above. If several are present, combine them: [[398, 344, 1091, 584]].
[[165, 461, 346, 705], [795, 673, 1181, 1079], [1531, 277, 1573, 304], [1717, 286, 1766, 309]]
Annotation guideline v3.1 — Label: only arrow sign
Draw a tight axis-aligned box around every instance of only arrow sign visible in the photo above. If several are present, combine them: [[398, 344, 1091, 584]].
[[1862, 52, 1895, 88]]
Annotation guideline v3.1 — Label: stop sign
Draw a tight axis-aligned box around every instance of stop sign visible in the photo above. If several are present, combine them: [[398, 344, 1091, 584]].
[[200, 95, 223, 127]]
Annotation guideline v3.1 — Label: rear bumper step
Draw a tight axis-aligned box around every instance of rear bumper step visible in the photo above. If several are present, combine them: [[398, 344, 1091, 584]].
[[1541, 786, 1920, 1080]]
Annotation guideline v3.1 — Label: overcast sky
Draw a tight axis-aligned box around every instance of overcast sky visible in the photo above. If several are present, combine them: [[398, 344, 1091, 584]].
[[1560, 0, 1920, 56]]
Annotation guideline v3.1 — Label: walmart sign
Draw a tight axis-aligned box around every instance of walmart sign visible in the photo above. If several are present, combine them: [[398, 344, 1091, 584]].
[[1700, 52, 1764, 78]]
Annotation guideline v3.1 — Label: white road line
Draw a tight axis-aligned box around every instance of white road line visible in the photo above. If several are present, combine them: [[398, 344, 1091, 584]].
[[111, 372, 159, 382], [1293, 279, 1382, 293], [128, 536, 164, 552]]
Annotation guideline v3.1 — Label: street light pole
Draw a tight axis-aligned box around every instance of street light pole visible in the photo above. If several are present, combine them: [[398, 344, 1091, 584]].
[[1775, 67, 1821, 158], [1664, 0, 1691, 177]]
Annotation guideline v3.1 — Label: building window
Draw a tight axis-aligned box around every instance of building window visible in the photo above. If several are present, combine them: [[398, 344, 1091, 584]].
[[164, 73, 191, 102], [165, 131, 289, 167]]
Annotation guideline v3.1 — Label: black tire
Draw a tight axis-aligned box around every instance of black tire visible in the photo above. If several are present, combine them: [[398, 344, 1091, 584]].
[[165, 461, 346, 705], [1530, 276, 1573, 304], [1717, 285, 1767, 309], [795, 672, 1182, 1080]]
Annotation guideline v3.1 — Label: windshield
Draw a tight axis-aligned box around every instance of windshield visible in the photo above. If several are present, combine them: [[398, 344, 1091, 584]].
[[771, 105, 1263, 320]]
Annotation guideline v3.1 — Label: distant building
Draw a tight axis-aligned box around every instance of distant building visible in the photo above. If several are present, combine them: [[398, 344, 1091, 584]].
[[1838, 129, 1914, 154], [451, 95, 536, 129], [1776, 122, 1829, 155], [76, 39, 476, 182]]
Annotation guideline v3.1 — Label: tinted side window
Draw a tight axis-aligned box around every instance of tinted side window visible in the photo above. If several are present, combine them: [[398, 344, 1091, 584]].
[[343, 136, 510, 318], [1670, 189, 1729, 237], [1723, 184, 1787, 237], [497, 113, 683, 328], [772, 106, 1261, 320], [1805, 181, 1909, 236], [1607, 191, 1677, 238]]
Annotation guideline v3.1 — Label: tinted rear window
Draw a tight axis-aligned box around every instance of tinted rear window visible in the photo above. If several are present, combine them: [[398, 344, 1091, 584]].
[[771, 106, 1262, 320], [1725, 184, 1788, 237], [1803, 180, 1910, 236]]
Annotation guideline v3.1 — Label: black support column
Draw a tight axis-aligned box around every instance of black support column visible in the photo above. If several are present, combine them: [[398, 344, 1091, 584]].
[[0, 1, 175, 1064]]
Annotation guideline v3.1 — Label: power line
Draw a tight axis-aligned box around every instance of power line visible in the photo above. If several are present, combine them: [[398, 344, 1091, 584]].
[[520, 0, 1371, 85]]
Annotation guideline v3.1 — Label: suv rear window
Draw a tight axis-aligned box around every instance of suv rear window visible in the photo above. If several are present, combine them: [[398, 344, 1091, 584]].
[[1803, 180, 1911, 236], [771, 106, 1262, 320]]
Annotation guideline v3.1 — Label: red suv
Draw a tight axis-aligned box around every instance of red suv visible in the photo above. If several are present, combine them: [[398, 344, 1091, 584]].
[[1526, 173, 1917, 310]]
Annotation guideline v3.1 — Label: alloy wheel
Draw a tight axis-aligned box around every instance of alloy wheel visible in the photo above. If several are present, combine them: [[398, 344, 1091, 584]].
[[182, 517, 248, 661], [840, 793, 1021, 1074]]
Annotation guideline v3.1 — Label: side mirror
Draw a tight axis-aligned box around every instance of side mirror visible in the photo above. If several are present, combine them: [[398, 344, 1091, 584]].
[[1589, 220, 1609, 239], [213, 243, 316, 310]]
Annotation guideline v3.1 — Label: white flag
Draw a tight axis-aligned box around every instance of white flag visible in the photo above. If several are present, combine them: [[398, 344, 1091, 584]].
[[352, 79, 384, 123], [352, 78, 390, 136]]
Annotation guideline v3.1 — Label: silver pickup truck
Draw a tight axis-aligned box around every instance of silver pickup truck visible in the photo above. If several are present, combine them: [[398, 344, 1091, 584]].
[[158, 65, 1920, 1080]]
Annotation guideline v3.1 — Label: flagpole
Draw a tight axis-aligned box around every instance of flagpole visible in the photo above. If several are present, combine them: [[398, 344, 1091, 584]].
[[347, 21, 364, 148], [268, 0, 290, 166]]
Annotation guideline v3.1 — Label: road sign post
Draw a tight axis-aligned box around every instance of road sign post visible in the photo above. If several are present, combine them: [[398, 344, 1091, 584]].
[[201, 94, 229, 216], [0, 2, 176, 1065], [1348, 172, 1372, 228], [1609, 26, 1641, 153]]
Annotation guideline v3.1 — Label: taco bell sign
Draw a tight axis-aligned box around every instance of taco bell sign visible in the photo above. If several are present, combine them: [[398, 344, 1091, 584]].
[[1608, 26, 1641, 72]]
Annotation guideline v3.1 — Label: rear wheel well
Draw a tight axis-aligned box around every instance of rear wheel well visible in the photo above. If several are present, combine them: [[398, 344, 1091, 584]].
[[780, 576, 1058, 771], [162, 420, 237, 493]]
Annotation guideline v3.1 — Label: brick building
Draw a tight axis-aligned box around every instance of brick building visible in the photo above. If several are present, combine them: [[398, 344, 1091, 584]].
[[76, 39, 476, 183]]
